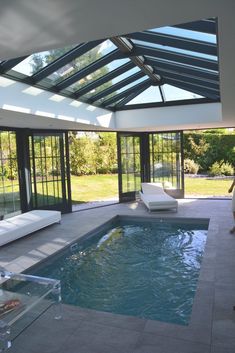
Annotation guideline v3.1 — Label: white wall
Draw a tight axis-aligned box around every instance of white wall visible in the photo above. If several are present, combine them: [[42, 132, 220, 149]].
[[0, 78, 115, 130], [115, 103, 223, 131]]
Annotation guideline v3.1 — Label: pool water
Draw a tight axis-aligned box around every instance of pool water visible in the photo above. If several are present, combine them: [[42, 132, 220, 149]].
[[30, 217, 208, 325]]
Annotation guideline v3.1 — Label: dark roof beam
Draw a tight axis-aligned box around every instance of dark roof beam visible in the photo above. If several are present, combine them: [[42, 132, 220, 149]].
[[125, 31, 217, 56], [132, 45, 218, 71], [100, 78, 151, 107], [115, 84, 151, 109], [0, 55, 29, 73], [158, 70, 219, 90], [89, 71, 146, 103], [163, 78, 220, 99], [111, 37, 161, 84], [145, 57, 219, 81], [55, 49, 123, 91], [174, 19, 216, 35], [32, 40, 104, 83], [74, 61, 135, 98]]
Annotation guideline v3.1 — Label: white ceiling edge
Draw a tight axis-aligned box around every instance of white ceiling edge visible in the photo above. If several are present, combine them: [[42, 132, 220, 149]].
[[115, 102, 228, 131], [0, 79, 115, 130]]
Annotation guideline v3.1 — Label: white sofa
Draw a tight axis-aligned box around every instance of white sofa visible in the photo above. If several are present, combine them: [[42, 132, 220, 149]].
[[0, 210, 61, 247], [140, 183, 178, 212]]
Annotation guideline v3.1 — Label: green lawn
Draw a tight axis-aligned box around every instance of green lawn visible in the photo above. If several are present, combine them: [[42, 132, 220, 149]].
[[71, 174, 232, 203], [185, 176, 232, 197], [71, 174, 118, 203]]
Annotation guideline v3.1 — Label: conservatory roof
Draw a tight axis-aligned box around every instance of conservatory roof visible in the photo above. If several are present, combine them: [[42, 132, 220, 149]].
[[0, 18, 220, 112]]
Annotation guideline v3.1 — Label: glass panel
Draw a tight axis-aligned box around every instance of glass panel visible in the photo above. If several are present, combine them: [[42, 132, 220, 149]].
[[126, 86, 163, 105], [66, 58, 130, 93], [11, 45, 76, 76], [81, 67, 141, 99], [97, 76, 148, 104], [0, 130, 21, 219], [132, 39, 217, 60], [149, 132, 182, 189], [120, 135, 141, 194], [162, 84, 203, 101], [30, 134, 65, 208], [44, 40, 116, 85], [149, 26, 216, 43]]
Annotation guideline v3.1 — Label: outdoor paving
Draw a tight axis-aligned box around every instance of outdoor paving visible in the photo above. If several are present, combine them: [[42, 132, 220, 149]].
[[0, 199, 235, 353]]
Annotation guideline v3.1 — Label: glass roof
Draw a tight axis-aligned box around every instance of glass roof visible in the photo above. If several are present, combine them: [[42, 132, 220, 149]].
[[0, 18, 220, 111], [11, 45, 77, 76]]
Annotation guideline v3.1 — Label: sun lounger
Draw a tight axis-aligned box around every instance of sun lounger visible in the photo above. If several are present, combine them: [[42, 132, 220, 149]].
[[0, 210, 61, 247], [140, 182, 178, 212]]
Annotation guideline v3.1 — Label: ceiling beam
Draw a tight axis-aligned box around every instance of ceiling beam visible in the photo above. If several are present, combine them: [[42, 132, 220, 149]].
[[100, 78, 151, 107], [125, 31, 217, 56], [89, 71, 146, 103], [132, 45, 218, 71], [115, 84, 153, 108], [145, 57, 219, 81], [111, 37, 161, 84], [0, 56, 28, 73], [74, 61, 135, 98], [55, 49, 122, 91], [158, 70, 219, 90], [31, 40, 103, 83], [163, 78, 220, 99], [173, 19, 216, 35]]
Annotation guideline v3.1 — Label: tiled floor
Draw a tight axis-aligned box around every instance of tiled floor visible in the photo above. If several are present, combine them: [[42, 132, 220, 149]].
[[0, 199, 235, 353]]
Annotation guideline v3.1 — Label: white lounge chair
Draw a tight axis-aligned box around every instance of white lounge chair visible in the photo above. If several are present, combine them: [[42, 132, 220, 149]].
[[0, 210, 61, 247], [140, 182, 178, 212]]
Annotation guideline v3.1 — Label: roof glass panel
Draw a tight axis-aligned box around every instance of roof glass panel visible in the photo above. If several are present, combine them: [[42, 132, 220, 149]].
[[162, 84, 203, 101], [80, 66, 141, 99], [45, 40, 116, 85], [145, 55, 218, 73], [132, 39, 217, 61], [126, 86, 163, 105], [65, 58, 130, 93], [150, 26, 216, 43], [10, 45, 77, 76], [95, 76, 148, 103]]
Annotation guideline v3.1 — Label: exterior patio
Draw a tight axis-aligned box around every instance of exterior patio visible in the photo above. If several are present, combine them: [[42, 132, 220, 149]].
[[1, 198, 234, 353]]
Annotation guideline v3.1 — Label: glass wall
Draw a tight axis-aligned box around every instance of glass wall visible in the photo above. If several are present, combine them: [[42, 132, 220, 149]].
[[29, 133, 69, 211], [118, 134, 141, 201], [0, 130, 21, 219], [149, 132, 183, 195]]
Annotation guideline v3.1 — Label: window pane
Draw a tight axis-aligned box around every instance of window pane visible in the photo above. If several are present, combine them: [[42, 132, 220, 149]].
[[11, 45, 77, 76], [44, 40, 117, 85], [162, 84, 203, 101], [127, 86, 163, 105]]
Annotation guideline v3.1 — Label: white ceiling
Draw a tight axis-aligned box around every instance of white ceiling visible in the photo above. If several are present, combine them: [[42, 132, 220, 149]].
[[0, 0, 234, 129]]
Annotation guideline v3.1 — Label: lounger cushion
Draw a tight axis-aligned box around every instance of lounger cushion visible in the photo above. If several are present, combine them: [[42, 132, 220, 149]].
[[140, 183, 178, 211], [0, 210, 61, 246]]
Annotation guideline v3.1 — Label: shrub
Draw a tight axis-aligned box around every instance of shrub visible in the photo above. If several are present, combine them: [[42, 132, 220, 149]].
[[209, 161, 234, 176], [221, 162, 234, 176], [184, 159, 200, 174]]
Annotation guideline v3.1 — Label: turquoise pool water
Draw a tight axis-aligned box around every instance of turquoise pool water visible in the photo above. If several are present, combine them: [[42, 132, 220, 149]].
[[30, 217, 208, 325]]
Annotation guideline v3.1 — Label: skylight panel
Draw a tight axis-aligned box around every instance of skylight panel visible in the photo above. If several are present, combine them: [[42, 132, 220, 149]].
[[132, 39, 217, 61], [10, 45, 77, 76], [162, 84, 203, 101], [150, 26, 216, 43], [126, 86, 163, 105], [65, 58, 130, 93], [96, 75, 148, 103], [45, 40, 117, 85]]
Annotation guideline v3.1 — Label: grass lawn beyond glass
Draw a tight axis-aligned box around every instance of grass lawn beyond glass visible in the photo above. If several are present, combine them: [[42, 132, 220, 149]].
[[70, 174, 232, 204]]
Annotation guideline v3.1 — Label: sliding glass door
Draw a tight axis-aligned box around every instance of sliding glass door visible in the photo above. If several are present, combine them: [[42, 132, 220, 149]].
[[117, 131, 184, 201], [0, 130, 21, 219], [29, 132, 71, 212], [117, 133, 142, 202]]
